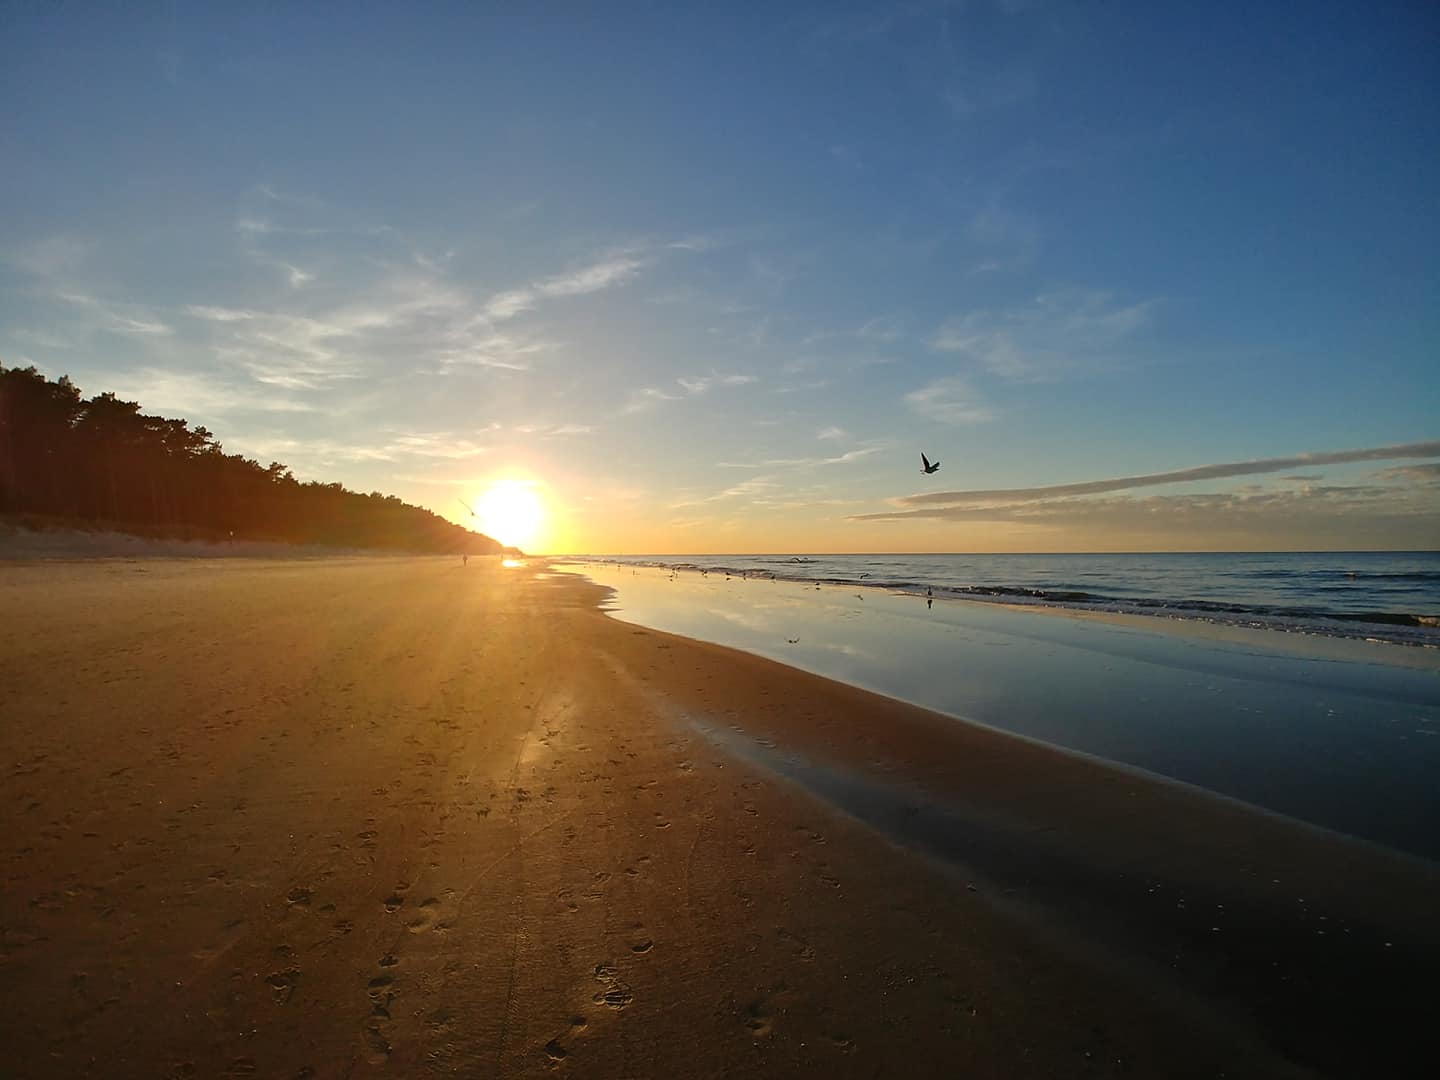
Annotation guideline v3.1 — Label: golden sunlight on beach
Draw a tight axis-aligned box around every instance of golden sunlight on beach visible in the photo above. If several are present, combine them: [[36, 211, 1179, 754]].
[[470, 477, 548, 551]]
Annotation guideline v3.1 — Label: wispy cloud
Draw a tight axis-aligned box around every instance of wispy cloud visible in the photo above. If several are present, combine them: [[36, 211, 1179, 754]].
[[185, 273, 510, 386], [511, 421, 594, 437], [931, 290, 1154, 381], [622, 386, 682, 414], [481, 253, 648, 323], [430, 331, 555, 373], [676, 373, 758, 395], [381, 432, 494, 460], [670, 475, 783, 508], [903, 375, 993, 425], [540, 256, 647, 297], [853, 440, 1440, 520], [225, 429, 495, 469], [802, 315, 904, 348], [817, 425, 849, 440], [105, 367, 316, 417], [715, 475, 781, 501], [186, 305, 365, 388], [56, 291, 173, 336], [717, 446, 885, 469], [624, 371, 757, 413], [232, 187, 396, 289]]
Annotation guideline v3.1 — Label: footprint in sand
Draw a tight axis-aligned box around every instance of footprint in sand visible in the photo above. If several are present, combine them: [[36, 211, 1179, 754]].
[[382, 884, 408, 913], [362, 1019, 391, 1064], [542, 1015, 589, 1061], [265, 968, 299, 1004], [743, 999, 774, 1039], [591, 962, 633, 1010], [405, 897, 441, 932], [364, 966, 397, 1062], [367, 973, 395, 1005]]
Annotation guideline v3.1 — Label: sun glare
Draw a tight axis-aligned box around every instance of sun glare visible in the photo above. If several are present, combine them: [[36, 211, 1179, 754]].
[[472, 479, 546, 551]]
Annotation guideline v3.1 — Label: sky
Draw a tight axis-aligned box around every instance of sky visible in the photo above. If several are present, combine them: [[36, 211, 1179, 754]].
[[2, 1, 1437, 553]]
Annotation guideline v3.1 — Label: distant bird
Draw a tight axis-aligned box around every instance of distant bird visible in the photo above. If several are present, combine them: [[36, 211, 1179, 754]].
[[920, 452, 940, 475]]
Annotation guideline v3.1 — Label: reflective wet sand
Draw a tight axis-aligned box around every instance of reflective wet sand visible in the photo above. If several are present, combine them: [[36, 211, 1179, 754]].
[[575, 561, 1440, 860]]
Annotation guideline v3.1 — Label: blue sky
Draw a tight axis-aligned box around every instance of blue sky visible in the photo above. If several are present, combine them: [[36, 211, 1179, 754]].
[[2, 1, 1437, 552]]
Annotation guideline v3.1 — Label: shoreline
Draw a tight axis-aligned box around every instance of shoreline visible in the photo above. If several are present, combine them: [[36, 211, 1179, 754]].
[[566, 553, 1440, 650], [3, 556, 1436, 1076]]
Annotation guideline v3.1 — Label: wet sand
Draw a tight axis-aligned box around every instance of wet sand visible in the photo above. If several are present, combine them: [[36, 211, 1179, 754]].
[[1, 556, 1436, 1078]]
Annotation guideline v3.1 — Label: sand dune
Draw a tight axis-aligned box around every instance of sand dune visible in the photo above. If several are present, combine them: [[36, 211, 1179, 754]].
[[1, 556, 1434, 1078]]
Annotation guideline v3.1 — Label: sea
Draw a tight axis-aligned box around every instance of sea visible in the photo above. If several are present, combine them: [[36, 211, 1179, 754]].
[[573, 551, 1439, 648]]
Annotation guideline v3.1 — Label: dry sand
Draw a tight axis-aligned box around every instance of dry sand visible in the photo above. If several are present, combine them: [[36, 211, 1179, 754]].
[[1, 556, 1435, 1079]]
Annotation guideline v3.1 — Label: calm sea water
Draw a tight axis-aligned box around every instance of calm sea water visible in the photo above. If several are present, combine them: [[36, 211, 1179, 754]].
[[577, 551, 1440, 648]]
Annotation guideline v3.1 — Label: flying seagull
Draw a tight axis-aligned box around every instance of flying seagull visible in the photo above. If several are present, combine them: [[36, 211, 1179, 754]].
[[920, 452, 940, 475]]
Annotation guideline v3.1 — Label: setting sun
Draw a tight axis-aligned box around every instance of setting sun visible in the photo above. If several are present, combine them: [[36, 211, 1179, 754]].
[[471, 479, 546, 551]]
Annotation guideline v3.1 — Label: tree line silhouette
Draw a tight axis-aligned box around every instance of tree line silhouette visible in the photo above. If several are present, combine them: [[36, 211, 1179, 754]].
[[0, 364, 505, 554]]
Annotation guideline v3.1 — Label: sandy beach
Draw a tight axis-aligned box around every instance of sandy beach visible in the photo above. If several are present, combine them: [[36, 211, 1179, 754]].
[[2, 555, 1436, 1079]]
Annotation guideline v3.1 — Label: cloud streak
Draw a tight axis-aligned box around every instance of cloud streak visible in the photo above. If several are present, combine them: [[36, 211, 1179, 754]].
[[717, 446, 885, 469], [57, 292, 173, 336], [849, 484, 1440, 551], [853, 440, 1440, 520], [481, 254, 647, 323], [623, 372, 757, 413], [105, 367, 316, 417]]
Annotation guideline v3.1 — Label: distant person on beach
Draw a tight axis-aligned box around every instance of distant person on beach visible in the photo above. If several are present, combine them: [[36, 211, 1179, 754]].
[[462, 553, 468, 566]]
